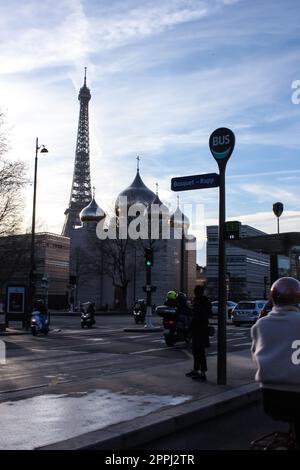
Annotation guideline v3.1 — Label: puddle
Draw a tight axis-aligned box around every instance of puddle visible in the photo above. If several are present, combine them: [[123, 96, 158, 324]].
[[0, 389, 191, 449]]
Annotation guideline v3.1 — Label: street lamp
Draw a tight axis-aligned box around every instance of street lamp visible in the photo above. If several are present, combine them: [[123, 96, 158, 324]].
[[273, 202, 284, 235], [28, 138, 48, 320]]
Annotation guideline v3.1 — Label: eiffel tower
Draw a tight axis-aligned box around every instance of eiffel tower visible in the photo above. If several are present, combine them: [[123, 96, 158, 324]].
[[62, 68, 92, 237]]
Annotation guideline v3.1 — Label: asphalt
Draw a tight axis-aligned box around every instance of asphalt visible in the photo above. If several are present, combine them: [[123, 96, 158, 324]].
[[37, 349, 260, 450]]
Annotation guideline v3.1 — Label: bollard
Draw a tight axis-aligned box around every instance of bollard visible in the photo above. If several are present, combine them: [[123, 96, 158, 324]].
[[0, 339, 6, 365]]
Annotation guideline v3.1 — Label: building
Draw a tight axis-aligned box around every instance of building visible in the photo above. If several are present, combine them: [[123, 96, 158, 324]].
[[70, 172, 196, 310], [206, 224, 270, 301], [0, 232, 70, 316], [195, 265, 207, 288]]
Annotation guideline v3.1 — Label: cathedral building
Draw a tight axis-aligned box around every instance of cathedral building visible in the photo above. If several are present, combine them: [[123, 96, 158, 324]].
[[63, 71, 196, 310]]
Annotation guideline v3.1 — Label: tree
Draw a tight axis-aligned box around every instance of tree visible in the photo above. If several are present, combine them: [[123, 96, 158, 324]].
[[0, 235, 30, 291], [0, 112, 27, 235], [101, 237, 136, 311]]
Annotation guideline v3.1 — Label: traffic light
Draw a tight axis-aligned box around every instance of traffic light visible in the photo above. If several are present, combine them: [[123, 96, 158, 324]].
[[225, 221, 241, 240], [144, 248, 153, 268]]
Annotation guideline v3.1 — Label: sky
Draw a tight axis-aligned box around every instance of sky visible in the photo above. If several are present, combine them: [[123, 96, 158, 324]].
[[1, 0, 300, 265]]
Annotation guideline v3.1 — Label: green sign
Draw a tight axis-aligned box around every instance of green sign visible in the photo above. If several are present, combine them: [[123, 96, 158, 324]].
[[225, 221, 241, 240]]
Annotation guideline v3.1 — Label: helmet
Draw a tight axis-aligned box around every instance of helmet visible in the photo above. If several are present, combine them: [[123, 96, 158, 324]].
[[270, 277, 300, 306], [167, 290, 177, 301]]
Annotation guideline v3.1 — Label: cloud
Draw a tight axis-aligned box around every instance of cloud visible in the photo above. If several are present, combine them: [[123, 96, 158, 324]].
[[0, 0, 230, 75], [238, 184, 299, 205]]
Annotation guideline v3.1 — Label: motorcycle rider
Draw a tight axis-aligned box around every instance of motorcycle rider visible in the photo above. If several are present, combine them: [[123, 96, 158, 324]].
[[251, 277, 300, 448], [33, 299, 47, 325], [164, 291, 177, 308]]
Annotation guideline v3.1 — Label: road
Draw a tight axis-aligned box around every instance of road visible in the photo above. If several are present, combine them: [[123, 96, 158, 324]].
[[1, 314, 252, 398], [0, 314, 258, 449]]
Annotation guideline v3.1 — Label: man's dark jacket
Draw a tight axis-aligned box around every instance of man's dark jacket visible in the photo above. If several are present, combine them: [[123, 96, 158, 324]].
[[191, 295, 212, 347]]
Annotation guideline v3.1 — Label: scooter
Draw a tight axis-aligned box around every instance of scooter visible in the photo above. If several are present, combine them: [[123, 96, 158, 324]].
[[156, 305, 191, 347], [31, 310, 50, 336], [81, 311, 95, 328], [133, 308, 146, 324]]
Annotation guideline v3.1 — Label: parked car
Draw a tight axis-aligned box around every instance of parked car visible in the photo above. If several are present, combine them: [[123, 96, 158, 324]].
[[258, 300, 300, 320], [232, 300, 266, 326], [211, 301, 237, 319], [258, 300, 273, 319]]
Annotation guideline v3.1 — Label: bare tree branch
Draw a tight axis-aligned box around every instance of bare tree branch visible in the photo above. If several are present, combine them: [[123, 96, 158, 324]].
[[0, 111, 27, 236]]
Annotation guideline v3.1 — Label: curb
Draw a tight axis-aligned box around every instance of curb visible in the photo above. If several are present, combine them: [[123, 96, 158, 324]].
[[37, 382, 260, 450]]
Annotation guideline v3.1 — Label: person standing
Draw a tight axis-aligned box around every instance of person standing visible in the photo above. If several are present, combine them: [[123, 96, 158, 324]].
[[186, 285, 212, 381]]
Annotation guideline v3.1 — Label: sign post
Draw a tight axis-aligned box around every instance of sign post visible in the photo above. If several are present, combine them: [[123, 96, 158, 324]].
[[144, 248, 154, 328], [209, 127, 235, 385]]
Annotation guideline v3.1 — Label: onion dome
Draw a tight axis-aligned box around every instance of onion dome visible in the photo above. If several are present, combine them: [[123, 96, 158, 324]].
[[115, 169, 156, 215], [80, 190, 106, 223], [146, 183, 169, 217], [170, 196, 189, 230]]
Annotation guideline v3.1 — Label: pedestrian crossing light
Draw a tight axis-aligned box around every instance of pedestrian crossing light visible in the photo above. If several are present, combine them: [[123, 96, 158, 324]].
[[144, 248, 153, 268], [225, 221, 241, 240]]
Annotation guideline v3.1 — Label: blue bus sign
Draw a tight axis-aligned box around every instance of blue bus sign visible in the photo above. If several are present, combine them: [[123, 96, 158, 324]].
[[171, 173, 219, 192]]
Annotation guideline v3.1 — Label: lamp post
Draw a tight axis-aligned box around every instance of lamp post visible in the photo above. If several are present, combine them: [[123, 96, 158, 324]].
[[273, 202, 284, 235], [28, 138, 48, 322]]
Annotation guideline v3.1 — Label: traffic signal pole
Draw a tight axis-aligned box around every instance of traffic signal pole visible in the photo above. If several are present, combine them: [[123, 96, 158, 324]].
[[145, 264, 153, 328], [144, 248, 154, 328]]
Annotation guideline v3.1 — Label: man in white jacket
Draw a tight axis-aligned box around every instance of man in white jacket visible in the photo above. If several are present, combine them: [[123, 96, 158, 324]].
[[251, 277, 300, 448]]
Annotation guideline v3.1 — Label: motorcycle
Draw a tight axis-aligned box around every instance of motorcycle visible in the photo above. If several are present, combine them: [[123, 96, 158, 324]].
[[156, 305, 191, 347], [31, 310, 50, 336], [80, 301, 96, 328], [81, 311, 95, 328], [133, 309, 146, 324], [132, 300, 146, 324]]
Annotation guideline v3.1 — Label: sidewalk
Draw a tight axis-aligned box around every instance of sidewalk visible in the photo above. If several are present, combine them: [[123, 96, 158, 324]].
[[36, 349, 259, 450]]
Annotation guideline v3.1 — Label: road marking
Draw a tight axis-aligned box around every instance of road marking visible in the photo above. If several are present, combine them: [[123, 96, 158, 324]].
[[232, 342, 252, 347], [130, 344, 190, 354], [130, 346, 169, 354], [126, 335, 148, 339], [182, 349, 193, 359], [151, 339, 165, 343]]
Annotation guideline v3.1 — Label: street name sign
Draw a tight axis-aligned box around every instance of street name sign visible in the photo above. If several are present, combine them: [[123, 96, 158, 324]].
[[171, 173, 220, 192]]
